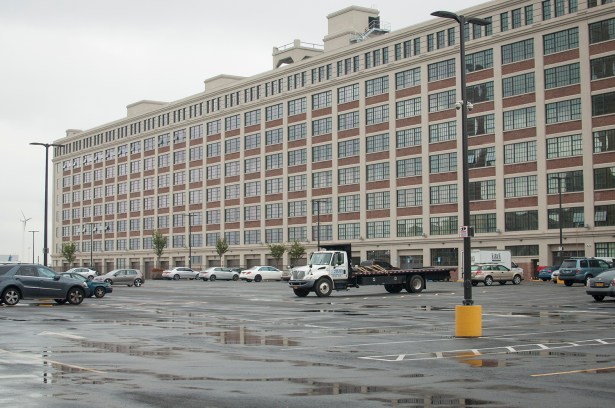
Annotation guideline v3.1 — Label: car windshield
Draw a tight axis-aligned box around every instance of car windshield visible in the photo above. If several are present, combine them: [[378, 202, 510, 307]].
[[471, 265, 480, 271], [64, 273, 86, 282], [309, 253, 332, 265]]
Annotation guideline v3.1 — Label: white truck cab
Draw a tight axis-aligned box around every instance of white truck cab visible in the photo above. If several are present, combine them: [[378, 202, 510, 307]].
[[289, 250, 350, 297]]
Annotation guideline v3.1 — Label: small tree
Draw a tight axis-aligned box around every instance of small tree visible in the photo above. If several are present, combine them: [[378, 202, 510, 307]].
[[216, 237, 229, 266], [61, 241, 77, 266], [268, 243, 286, 269], [287, 241, 306, 267], [152, 230, 168, 268]]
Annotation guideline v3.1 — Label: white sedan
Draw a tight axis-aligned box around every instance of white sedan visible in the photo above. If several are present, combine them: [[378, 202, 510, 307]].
[[65, 267, 98, 280], [162, 267, 199, 280], [239, 266, 283, 282], [198, 267, 239, 281]]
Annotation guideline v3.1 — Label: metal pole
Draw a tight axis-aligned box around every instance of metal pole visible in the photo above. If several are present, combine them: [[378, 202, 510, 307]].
[[30, 142, 63, 266], [558, 176, 563, 261], [458, 15, 473, 306], [29, 230, 39, 263]]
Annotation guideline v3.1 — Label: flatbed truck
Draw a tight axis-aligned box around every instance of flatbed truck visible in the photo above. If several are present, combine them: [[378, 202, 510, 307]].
[[288, 244, 455, 297]]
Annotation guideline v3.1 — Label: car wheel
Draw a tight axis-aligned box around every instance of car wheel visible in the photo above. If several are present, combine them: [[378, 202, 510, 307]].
[[105, 279, 113, 284], [484, 276, 494, 286], [87, 275, 94, 281], [314, 278, 332, 297], [541, 278, 548, 282], [593, 295, 605, 302], [471, 281, 478, 286], [564, 281, 574, 287], [173, 274, 180, 280], [134, 278, 143, 287], [512, 275, 522, 285], [293, 288, 310, 297], [1, 287, 20, 306], [54, 299, 67, 305], [210, 275, 217, 282], [67, 287, 85, 305], [202, 277, 207, 281], [254, 275, 262, 283], [232, 274, 239, 281], [94, 287, 106, 298]]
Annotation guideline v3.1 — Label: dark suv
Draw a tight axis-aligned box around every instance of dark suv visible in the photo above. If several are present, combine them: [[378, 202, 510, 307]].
[[558, 258, 611, 286]]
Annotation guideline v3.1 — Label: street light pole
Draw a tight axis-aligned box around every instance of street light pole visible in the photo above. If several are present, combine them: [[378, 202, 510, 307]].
[[28, 230, 39, 263], [431, 10, 490, 337], [183, 213, 193, 269], [30, 142, 63, 267]]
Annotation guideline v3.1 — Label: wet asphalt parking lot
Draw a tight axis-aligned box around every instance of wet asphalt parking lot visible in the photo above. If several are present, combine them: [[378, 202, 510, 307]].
[[1, 278, 614, 408]]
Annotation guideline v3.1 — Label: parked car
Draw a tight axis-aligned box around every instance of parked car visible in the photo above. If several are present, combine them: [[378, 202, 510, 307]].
[[551, 269, 560, 283], [60, 272, 113, 298], [162, 267, 199, 280], [281, 269, 292, 281], [537, 265, 559, 282], [586, 269, 615, 302], [65, 267, 98, 280], [93, 269, 144, 287], [0, 263, 88, 306], [470, 263, 523, 286], [198, 267, 239, 281], [557, 258, 611, 286], [239, 266, 283, 282]]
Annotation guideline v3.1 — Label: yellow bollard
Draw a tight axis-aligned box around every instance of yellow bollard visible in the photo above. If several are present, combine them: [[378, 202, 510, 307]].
[[455, 305, 482, 338]]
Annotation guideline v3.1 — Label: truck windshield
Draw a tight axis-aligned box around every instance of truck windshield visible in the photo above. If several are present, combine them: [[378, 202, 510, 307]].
[[309, 253, 332, 265]]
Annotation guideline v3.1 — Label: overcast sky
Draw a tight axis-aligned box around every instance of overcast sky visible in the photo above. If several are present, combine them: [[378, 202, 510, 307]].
[[0, 0, 486, 262]]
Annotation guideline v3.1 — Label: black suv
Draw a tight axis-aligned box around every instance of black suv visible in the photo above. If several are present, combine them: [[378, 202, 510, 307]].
[[557, 258, 611, 286]]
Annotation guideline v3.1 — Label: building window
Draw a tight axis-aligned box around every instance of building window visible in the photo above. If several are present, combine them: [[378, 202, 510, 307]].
[[430, 216, 458, 235], [288, 200, 307, 217], [467, 114, 495, 136], [312, 91, 332, 110], [224, 184, 239, 200], [505, 210, 539, 231], [312, 144, 332, 162], [244, 109, 261, 126], [338, 83, 359, 104], [504, 141, 537, 164], [546, 98, 582, 123], [548, 206, 585, 229], [429, 121, 456, 143], [543, 27, 579, 55], [430, 184, 458, 204], [468, 146, 495, 169], [397, 218, 423, 237], [502, 39, 534, 64], [591, 55, 615, 80], [265, 128, 283, 146], [366, 133, 389, 153], [542, 0, 552, 20], [512, 8, 522, 29], [430, 153, 457, 174], [547, 171, 584, 193], [287, 123, 307, 142], [338, 167, 360, 185], [592, 91, 615, 116], [265, 153, 283, 170], [502, 73, 535, 97], [288, 174, 307, 192], [396, 98, 421, 119], [338, 194, 361, 213], [397, 157, 422, 178], [365, 76, 389, 97], [501, 11, 509, 31], [338, 111, 360, 131], [469, 179, 496, 201], [339, 139, 360, 158], [548, 134, 582, 158], [395, 68, 421, 90], [245, 133, 260, 150], [338, 223, 361, 240], [366, 105, 389, 125], [429, 90, 456, 113], [312, 170, 332, 188], [366, 221, 390, 239], [312, 117, 332, 136], [467, 81, 494, 103], [428, 59, 455, 81], [288, 148, 307, 166], [265, 103, 283, 121], [397, 188, 422, 208], [265, 178, 283, 194], [396, 127, 421, 148], [545, 63, 580, 89], [595, 204, 615, 227], [471, 213, 497, 233], [503, 107, 536, 130], [594, 129, 615, 153], [225, 115, 240, 131], [594, 166, 615, 189], [366, 163, 389, 181], [589, 18, 615, 44], [505, 175, 538, 197], [288, 97, 307, 116], [465, 49, 493, 73], [244, 157, 260, 174], [366, 191, 390, 210]]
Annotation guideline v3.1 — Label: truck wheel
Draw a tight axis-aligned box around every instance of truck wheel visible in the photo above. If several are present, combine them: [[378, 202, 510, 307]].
[[384, 284, 403, 293], [314, 278, 332, 297], [293, 288, 310, 297], [406, 275, 424, 293]]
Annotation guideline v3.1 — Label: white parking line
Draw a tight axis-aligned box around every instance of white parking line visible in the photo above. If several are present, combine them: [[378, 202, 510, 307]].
[[359, 337, 615, 362], [0, 348, 106, 374]]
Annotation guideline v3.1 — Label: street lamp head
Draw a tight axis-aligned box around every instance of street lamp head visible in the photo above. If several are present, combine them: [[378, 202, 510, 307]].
[[467, 16, 491, 26], [431, 10, 460, 22]]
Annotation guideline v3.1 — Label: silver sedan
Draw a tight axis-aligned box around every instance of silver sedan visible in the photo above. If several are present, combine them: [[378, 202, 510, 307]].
[[198, 267, 239, 281]]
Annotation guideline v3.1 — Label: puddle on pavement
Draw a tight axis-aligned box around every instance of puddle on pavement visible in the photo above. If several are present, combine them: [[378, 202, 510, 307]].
[[459, 358, 512, 368], [207, 326, 299, 346]]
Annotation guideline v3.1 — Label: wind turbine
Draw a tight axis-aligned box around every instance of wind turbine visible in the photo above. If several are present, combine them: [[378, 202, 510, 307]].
[[20, 210, 32, 262]]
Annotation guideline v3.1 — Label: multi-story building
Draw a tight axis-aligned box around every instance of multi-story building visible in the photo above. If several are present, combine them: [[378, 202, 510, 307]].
[[52, 0, 615, 277]]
